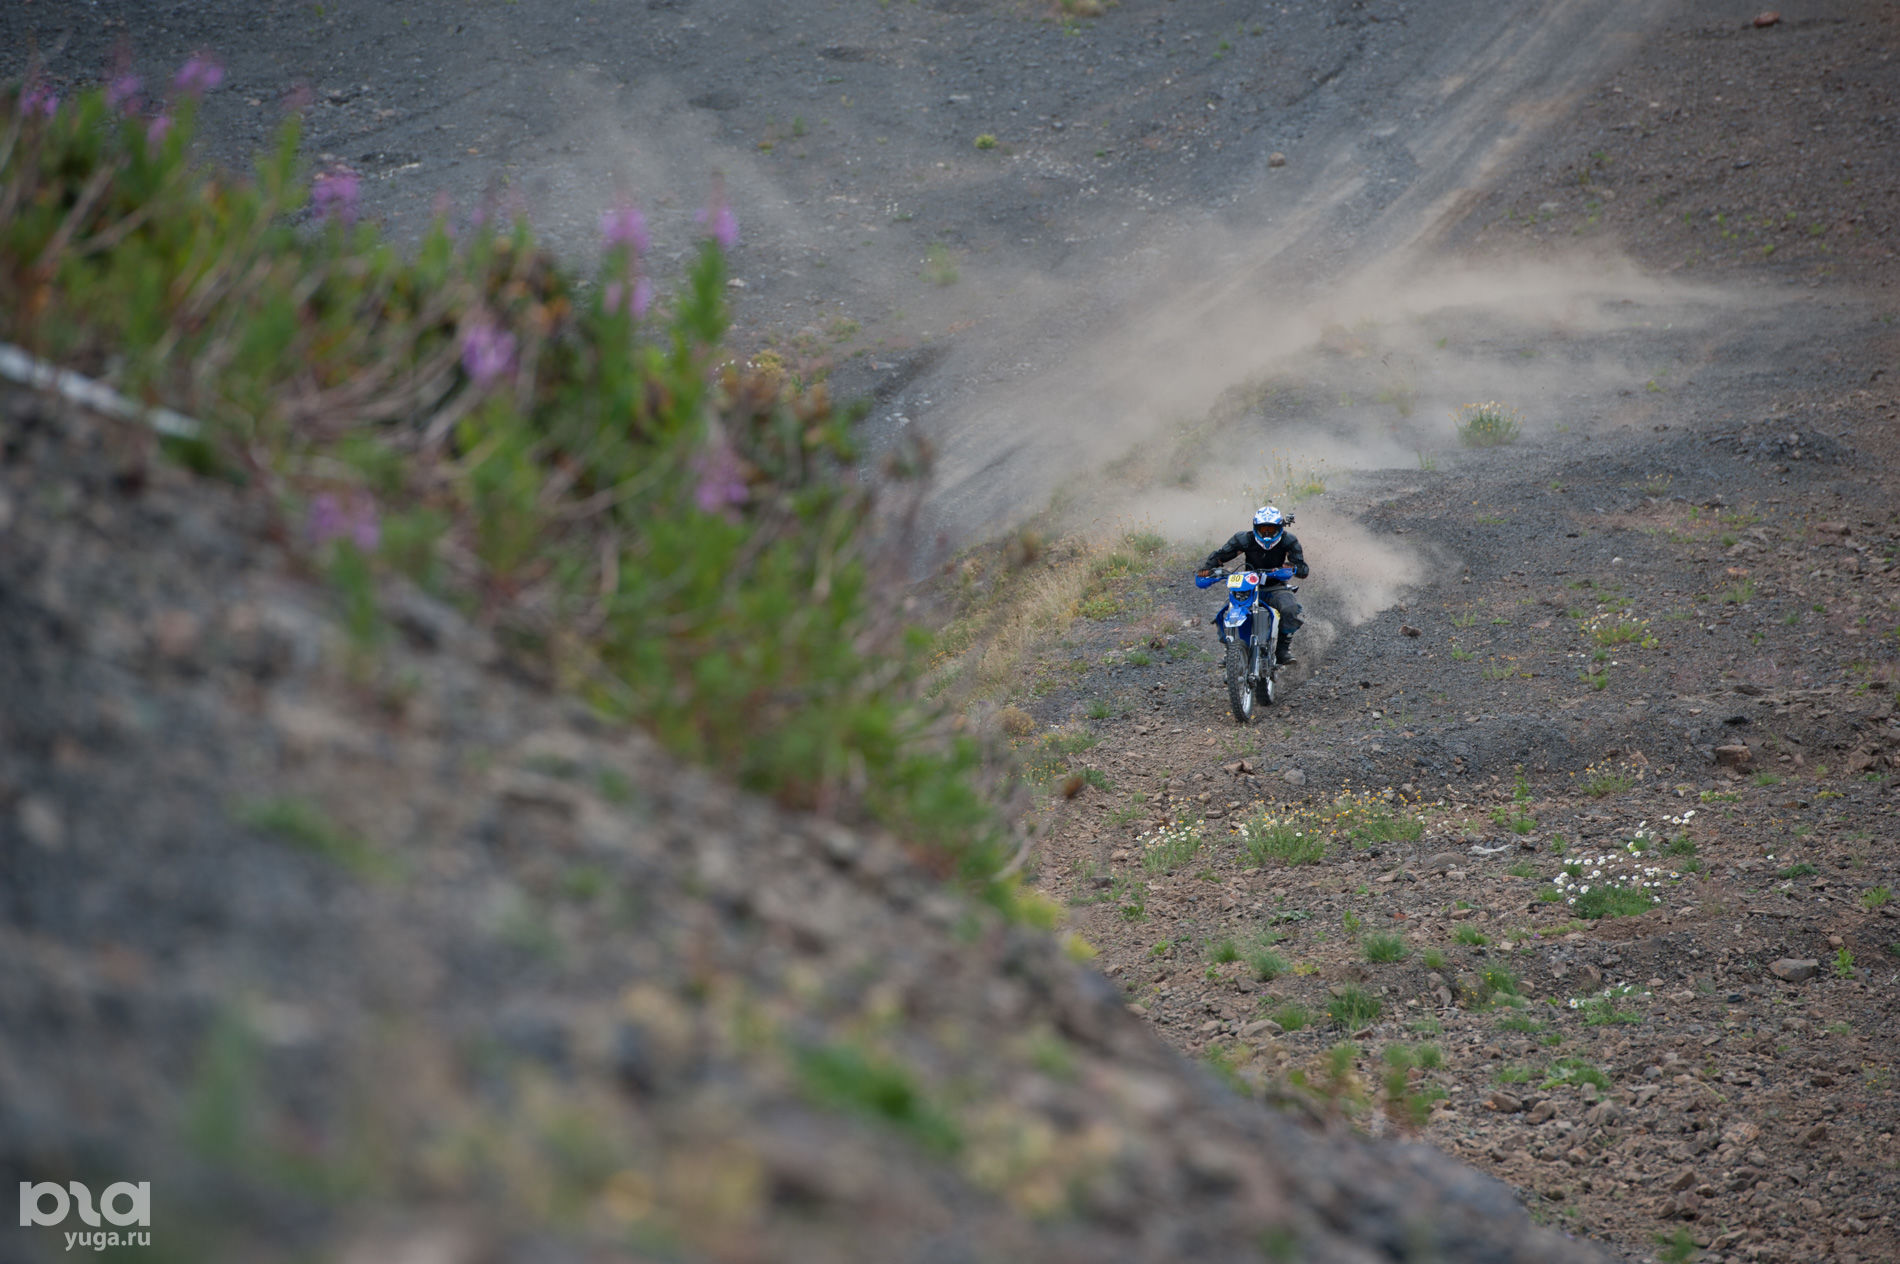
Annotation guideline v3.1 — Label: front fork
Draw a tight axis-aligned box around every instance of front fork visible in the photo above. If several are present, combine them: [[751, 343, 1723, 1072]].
[[1252, 605, 1279, 679], [1223, 600, 1282, 675]]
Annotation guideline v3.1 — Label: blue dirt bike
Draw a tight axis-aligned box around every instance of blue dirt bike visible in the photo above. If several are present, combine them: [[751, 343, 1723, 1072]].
[[1194, 566, 1295, 723]]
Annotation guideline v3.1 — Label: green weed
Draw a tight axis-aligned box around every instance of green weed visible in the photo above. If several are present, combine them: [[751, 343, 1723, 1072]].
[[1452, 401, 1523, 447], [1541, 1057, 1611, 1091], [1114, 875, 1149, 922], [237, 797, 392, 880], [924, 242, 959, 284], [1140, 822, 1205, 874], [796, 1043, 960, 1155], [1241, 815, 1326, 866], [1572, 886, 1658, 919], [1653, 1226, 1698, 1264], [1581, 771, 1633, 798], [1575, 994, 1640, 1026], [1270, 1001, 1312, 1032], [1329, 985, 1383, 1029], [1363, 933, 1408, 964]]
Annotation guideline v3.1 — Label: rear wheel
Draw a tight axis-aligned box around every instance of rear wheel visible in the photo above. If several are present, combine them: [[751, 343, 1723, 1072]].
[[1225, 637, 1255, 723]]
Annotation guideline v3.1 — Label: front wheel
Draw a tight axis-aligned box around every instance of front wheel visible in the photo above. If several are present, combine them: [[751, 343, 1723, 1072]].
[[1225, 637, 1255, 723]]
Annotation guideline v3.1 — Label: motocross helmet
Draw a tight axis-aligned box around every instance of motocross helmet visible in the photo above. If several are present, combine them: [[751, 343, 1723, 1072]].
[[1252, 505, 1286, 547]]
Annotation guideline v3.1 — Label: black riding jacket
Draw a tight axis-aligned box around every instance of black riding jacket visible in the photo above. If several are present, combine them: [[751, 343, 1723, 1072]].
[[1202, 529, 1309, 580]]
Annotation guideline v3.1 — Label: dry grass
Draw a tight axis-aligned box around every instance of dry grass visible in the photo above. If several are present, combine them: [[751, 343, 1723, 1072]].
[[929, 525, 1173, 703]]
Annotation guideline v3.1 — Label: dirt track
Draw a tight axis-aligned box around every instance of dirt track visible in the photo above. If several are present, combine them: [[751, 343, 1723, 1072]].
[[5, 3, 1897, 1261]]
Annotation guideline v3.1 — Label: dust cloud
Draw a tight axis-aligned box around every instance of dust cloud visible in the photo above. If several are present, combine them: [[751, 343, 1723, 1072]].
[[398, 2, 1743, 640], [921, 228, 1748, 629]]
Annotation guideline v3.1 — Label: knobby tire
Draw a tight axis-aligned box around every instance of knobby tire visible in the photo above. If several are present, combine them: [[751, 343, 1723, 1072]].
[[1225, 636, 1255, 724]]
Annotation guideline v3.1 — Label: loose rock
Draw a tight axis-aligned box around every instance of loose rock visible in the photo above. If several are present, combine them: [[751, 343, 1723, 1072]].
[[1770, 958, 1820, 983]]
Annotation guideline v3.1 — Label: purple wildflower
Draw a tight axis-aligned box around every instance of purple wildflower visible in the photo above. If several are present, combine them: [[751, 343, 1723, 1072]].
[[146, 114, 172, 145], [310, 166, 361, 226], [692, 438, 748, 515], [106, 73, 141, 112], [460, 321, 517, 387], [173, 54, 224, 100], [695, 195, 739, 250], [307, 492, 380, 552], [20, 83, 59, 118], [603, 275, 654, 320], [599, 201, 650, 254]]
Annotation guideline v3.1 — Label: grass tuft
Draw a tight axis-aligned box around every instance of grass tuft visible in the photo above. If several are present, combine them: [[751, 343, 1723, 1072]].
[[1452, 401, 1523, 447], [1329, 985, 1383, 1029], [1362, 933, 1408, 964]]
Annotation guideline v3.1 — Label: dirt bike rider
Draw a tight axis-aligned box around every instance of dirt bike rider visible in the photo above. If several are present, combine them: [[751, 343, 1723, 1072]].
[[1196, 506, 1308, 665]]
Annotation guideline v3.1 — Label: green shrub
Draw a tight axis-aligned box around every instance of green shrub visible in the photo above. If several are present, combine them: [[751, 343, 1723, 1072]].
[[1270, 1001, 1311, 1032], [1453, 924, 1490, 947], [1126, 530, 1167, 556], [1113, 875, 1148, 922], [1480, 967, 1522, 1000], [1452, 401, 1522, 448], [1333, 795, 1423, 846], [1581, 772, 1632, 797], [236, 796, 393, 880], [1241, 815, 1326, 866], [1572, 886, 1658, 919], [1140, 822, 1204, 873], [1362, 933, 1408, 963], [1541, 1057, 1611, 1091], [1576, 994, 1640, 1026], [1329, 985, 1382, 1029], [1247, 948, 1290, 981], [0, 88, 1014, 899], [796, 1043, 960, 1155]]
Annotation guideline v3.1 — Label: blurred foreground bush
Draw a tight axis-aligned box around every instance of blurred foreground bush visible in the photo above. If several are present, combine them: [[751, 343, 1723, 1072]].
[[0, 82, 1009, 891]]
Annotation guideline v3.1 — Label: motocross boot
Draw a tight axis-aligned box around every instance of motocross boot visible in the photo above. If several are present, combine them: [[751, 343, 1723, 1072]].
[[1275, 632, 1297, 666]]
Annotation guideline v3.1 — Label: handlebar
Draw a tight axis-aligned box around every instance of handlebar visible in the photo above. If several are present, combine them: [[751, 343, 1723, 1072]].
[[1195, 567, 1294, 588]]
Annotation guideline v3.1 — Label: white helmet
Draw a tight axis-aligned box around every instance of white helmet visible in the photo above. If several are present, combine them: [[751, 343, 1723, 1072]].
[[1253, 505, 1287, 533]]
